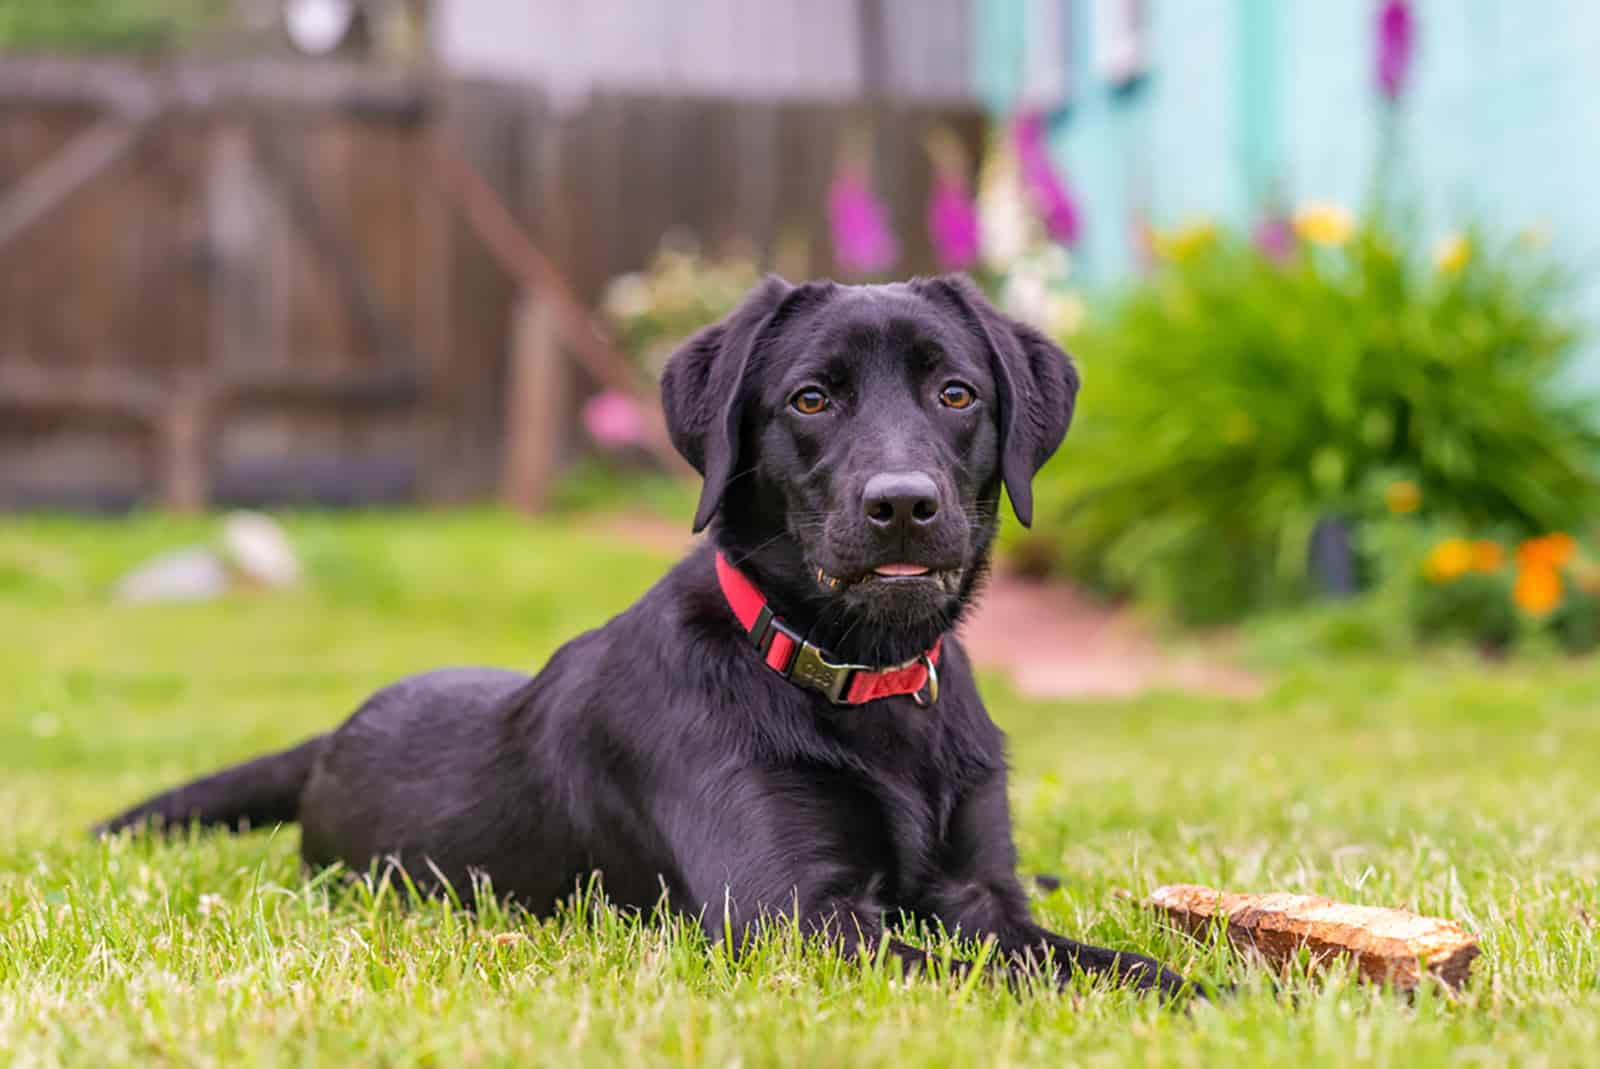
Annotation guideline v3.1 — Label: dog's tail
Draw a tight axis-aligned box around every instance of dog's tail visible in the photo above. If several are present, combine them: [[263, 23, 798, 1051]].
[[95, 735, 327, 837]]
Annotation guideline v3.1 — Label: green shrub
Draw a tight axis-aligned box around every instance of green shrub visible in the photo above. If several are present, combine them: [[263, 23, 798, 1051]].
[[1034, 210, 1600, 625]]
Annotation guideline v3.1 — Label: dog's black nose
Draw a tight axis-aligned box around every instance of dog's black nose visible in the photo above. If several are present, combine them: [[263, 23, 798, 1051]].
[[862, 471, 940, 530]]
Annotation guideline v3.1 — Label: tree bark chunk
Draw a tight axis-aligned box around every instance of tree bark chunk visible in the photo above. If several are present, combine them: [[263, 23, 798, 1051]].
[[1147, 884, 1480, 991]]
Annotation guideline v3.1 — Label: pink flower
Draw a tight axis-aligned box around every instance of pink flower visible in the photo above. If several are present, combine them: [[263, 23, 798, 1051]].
[[828, 169, 899, 274], [927, 174, 980, 271], [583, 391, 646, 450], [1013, 112, 1080, 246], [1376, 0, 1415, 101], [1252, 214, 1296, 263]]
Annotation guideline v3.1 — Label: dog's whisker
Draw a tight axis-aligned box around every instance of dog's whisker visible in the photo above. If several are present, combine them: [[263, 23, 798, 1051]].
[[725, 531, 795, 567]]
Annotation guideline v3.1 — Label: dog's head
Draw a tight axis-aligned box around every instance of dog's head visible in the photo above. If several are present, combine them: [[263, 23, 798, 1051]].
[[661, 275, 1078, 665]]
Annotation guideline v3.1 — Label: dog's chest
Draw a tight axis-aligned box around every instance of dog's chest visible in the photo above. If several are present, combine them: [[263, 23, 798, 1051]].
[[819, 720, 965, 893], [870, 768, 958, 893]]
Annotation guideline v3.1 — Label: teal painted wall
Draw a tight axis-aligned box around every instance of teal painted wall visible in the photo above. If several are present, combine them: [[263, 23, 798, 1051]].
[[977, 0, 1600, 381]]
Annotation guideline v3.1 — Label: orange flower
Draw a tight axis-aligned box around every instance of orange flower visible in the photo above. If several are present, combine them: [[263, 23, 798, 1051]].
[[1468, 540, 1505, 573], [1513, 563, 1562, 616], [1423, 539, 1473, 583], [1517, 533, 1577, 569], [1385, 480, 1421, 514]]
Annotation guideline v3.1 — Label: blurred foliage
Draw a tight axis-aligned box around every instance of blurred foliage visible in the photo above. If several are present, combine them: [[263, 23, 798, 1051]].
[[547, 457, 696, 524], [601, 238, 760, 377], [0, 0, 230, 52], [1032, 210, 1600, 626]]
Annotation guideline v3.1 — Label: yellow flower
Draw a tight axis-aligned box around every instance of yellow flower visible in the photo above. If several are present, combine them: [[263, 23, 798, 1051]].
[[1517, 533, 1577, 570], [1469, 540, 1505, 574], [1292, 202, 1355, 247], [1514, 563, 1562, 616], [1423, 538, 1473, 583], [1044, 291, 1087, 337], [1155, 219, 1219, 262], [1384, 480, 1421, 514], [1432, 233, 1472, 275]]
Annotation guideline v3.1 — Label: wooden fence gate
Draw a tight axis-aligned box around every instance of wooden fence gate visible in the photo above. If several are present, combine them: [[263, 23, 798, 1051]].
[[0, 59, 447, 510], [0, 57, 985, 511]]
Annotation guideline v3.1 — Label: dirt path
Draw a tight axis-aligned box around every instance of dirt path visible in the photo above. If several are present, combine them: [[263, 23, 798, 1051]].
[[959, 570, 1262, 700], [598, 512, 1262, 700]]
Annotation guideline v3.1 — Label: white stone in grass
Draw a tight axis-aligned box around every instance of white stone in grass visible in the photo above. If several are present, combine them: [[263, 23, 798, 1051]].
[[112, 548, 229, 604], [221, 511, 302, 589]]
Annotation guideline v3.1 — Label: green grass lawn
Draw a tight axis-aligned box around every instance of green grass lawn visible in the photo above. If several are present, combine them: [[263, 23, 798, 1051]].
[[2, 512, 1598, 1067]]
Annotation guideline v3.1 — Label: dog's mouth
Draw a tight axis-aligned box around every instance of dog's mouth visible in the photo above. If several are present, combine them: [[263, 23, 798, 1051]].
[[814, 562, 963, 593]]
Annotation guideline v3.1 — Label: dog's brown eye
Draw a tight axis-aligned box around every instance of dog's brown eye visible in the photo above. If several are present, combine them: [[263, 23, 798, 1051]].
[[939, 382, 975, 410], [791, 388, 829, 415]]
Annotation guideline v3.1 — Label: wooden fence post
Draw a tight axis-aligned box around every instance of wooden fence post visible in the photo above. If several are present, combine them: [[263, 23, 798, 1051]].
[[500, 294, 569, 512], [157, 378, 212, 512]]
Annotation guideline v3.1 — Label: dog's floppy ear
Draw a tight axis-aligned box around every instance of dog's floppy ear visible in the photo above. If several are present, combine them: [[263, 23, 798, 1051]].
[[660, 275, 806, 532], [912, 274, 1079, 527]]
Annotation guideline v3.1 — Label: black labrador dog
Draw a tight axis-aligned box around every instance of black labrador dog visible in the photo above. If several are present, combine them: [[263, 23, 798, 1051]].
[[102, 274, 1194, 998]]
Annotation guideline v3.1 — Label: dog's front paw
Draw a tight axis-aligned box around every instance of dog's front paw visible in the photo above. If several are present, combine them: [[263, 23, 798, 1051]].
[[1124, 961, 1225, 1005]]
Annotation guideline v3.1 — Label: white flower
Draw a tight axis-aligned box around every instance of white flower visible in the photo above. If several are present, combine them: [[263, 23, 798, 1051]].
[[978, 147, 1033, 271], [1002, 273, 1051, 328], [1033, 242, 1074, 283], [600, 272, 653, 324]]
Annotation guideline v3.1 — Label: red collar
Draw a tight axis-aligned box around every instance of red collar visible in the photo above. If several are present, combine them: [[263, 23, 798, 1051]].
[[715, 552, 942, 706]]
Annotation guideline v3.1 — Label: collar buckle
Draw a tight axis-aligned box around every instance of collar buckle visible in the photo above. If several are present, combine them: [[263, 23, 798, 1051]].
[[753, 614, 857, 703], [787, 641, 869, 705]]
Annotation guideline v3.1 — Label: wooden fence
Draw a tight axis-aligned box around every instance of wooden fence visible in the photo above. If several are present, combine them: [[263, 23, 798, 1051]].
[[0, 57, 982, 510]]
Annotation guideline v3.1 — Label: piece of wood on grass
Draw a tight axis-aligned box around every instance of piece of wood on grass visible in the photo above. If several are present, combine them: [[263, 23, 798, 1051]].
[[1147, 883, 1480, 992]]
